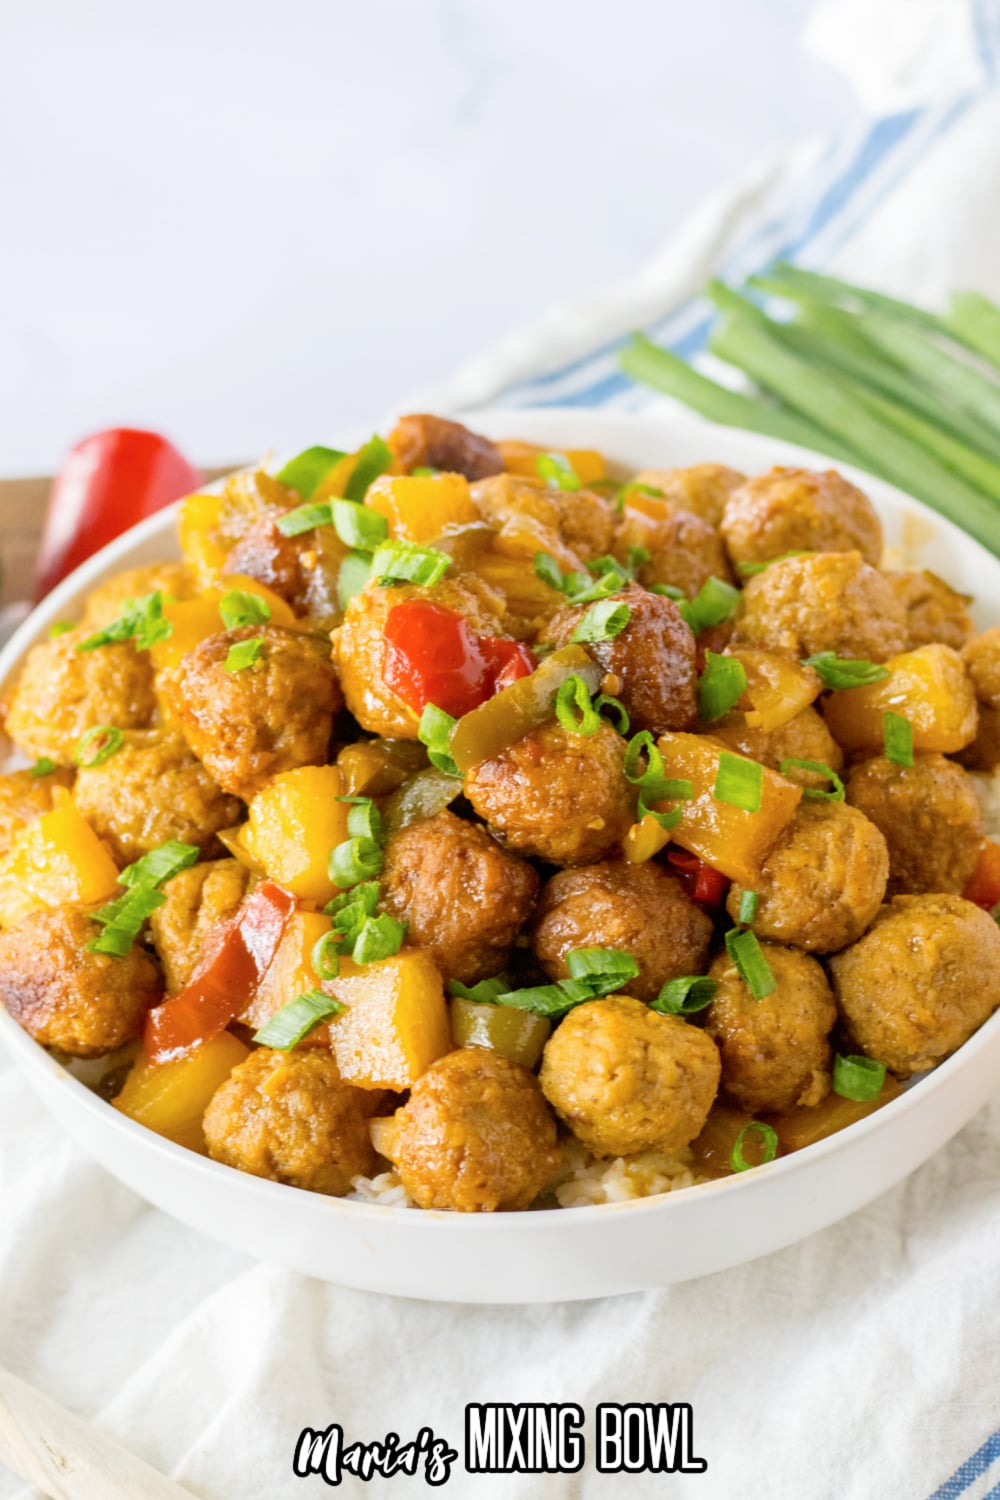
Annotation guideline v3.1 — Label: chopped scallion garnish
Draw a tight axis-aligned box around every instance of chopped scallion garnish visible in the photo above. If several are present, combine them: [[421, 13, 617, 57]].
[[338, 549, 373, 609], [224, 636, 264, 673], [679, 576, 741, 635], [339, 795, 382, 844], [737, 889, 758, 925], [737, 550, 809, 576], [418, 703, 461, 777], [491, 946, 639, 1018], [371, 539, 451, 588], [219, 589, 271, 631], [593, 693, 630, 735], [119, 841, 200, 890], [533, 551, 565, 591], [77, 591, 172, 653], [571, 599, 631, 643], [330, 498, 388, 552], [328, 836, 384, 888], [554, 674, 601, 735], [698, 651, 747, 723], [724, 927, 775, 999], [276, 500, 333, 537], [253, 989, 345, 1049], [311, 930, 341, 982], [49, 621, 75, 638], [74, 725, 124, 768], [344, 434, 393, 502], [883, 711, 914, 767], [730, 1120, 779, 1172], [275, 445, 347, 499], [324, 881, 381, 950], [832, 1053, 887, 1102], [802, 652, 891, 690], [352, 912, 407, 964], [713, 752, 763, 812], [88, 840, 198, 956], [650, 975, 718, 1015], [536, 452, 581, 491], [779, 757, 845, 801], [28, 757, 57, 778], [447, 975, 511, 1004]]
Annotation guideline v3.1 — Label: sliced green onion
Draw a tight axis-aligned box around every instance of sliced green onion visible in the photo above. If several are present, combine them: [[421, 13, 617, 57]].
[[832, 1053, 887, 1102], [533, 551, 565, 591], [737, 889, 758, 925], [802, 652, 891, 690], [650, 975, 718, 1015], [698, 651, 747, 723], [536, 452, 581, 491], [29, 757, 57, 778], [594, 693, 629, 735], [779, 757, 845, 801], [88, 888, 166, 956], [730, 1121, 779, 1172], [329, 836, 384, 888], [77, 591, 172, 653], [275, 445, 347, 500], [219, 589, 271, 630], [447, 975, 511, 1003], [330, 499, 388, 552], [564, 947, 640, 995], [338, 550, 373, 609], [554, 674, 601, 735], [276, 500, 333, 537], [625, 545, 651, 573], [418, 703, 461, 777], [311, 931, 342, 982], [119, 841, 200, 890], [352, 912, 407, 964], [679, 576, 741, 635], [224, 636, 264, 673], [724, 927, 775, 999], [74, 725, 124, 768], [253, 989, 345, 1049], [49, 621, 75, 638], [324, 881, 381, 949], [336, 796, 382, 843], [650, 583, 686, 601], [714, 752, 763, 813], [737, 550, 809, 576], [623, 730, 692, 805], [571, 600, 631, 643], [411, 465, 439, 477], [884, 711, 914, 767], [371, 539, 451, 588], [344, 434, 393, 503]]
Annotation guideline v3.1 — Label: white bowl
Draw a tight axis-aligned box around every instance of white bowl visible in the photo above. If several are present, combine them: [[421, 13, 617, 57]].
[[3, 407, 1000, 1304]]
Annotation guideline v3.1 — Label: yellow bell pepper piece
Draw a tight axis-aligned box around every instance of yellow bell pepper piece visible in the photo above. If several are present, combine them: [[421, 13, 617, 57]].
[[497, 440, 607, 486], [0, 788, 119, 928], [241, 765, 351, 904], [177, 493, 229, 587], [113, 1031, 250, 1153], [365, 472, 478, 543], [328, 950, 452, 1091]]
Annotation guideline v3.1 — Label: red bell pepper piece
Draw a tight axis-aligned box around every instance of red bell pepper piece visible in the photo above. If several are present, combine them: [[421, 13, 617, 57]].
[[962, 839, 1000, 910], [666, 849, 730, 907], [383, 599, 535, 718], [34, 427, 203, 601], [143, 881, 295, 1063]]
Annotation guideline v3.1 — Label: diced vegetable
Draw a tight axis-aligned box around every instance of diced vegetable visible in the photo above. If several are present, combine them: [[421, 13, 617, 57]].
[[113, 1031, 249, 1153], [764, 1074, 904, 1152], [449, 645, 602, 773], [381, 768, 464, 838], [0, 789, 120, 929], [729, 648, 823, 732], [240, 910, 335, 1031], [382, 599, 535, 718], [962, 839, 1000, 910], [623, 812, 673, 864], [177, 493, 229, 586], [497, 440, 607, 486], [365, 472, 478, 542], [822, 644, 978, 755], [240, 765, 351, 904], [335, 739, 426, 798], [449, 996, 551, 1068], [652, 732, 801, 885], [327, 950, 452, 1090]]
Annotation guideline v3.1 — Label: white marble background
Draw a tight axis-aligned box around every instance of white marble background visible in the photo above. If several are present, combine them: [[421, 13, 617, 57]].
[[0, 0, 853, 476]]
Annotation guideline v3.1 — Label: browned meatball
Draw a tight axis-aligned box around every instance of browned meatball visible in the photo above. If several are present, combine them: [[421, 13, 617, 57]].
[[0, 905, 161, 1056], [149, 858, 250, 993], [74, 732, 242, 865], [532, 861, 711, 1005], [380, 809, 538, 985], [4, 627, 157, 764], [712, 705, 843, 789], [392, 1048, 560, 1211], [613, 500, 734, 599], [167, 625, 341, 800], [464, 720, 635, 866], [727, 800, 888, 953], [389, 413, 504, 480], [845, 754, 983, 896], [82, 563, 194, 630], [540, 996, 720, 1157], [0, 767, 75, 859], [721, 467, 883, 569], [888, 570, 973, 651], [957, 703, 1000, 773], [830, 894, 1000, 1074], [962, 627, 1000, 708], [703, 944, 836, 1112], [222, 512, 314, 612], [733, 552, 907, 662], [469, 473, 615, 562], [331, 574, 505, 739], [546, 584, 698, 735], [630, 465, 746, 527], [203, 1047, 379, 1195]]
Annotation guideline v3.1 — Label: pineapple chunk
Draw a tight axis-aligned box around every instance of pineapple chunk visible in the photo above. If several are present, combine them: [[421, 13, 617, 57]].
[[365, 472, 477, 542], [328, 950, 452, 1091], [241, 910, 335, 1031], [241, 765, 351, 904], [729, 648, 823, 732], [113, 1031, 250, 1153], [497, 440, 607, 486], [822, 643, 978, 755], [0, 788, 119, 928]]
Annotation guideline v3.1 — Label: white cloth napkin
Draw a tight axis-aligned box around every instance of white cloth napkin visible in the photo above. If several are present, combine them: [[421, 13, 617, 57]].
[[5, 5, 1000, 1498]]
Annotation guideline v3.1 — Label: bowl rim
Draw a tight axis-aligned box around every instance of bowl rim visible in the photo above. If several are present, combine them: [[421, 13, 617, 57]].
[[2, 403, 998, 1231]]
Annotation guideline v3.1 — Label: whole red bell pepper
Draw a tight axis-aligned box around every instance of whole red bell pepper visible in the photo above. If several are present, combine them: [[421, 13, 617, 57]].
[[383, 599, 535, 718], [144, 881, 295, 1063], [34, 427, 203, 601]]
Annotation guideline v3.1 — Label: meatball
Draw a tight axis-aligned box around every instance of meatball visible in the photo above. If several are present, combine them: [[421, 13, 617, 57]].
[[148, 858, 250, 993], [546, 584, 698, 735], [962, 627, 1000, 708], [629, 465, 746, 528], [4, 627, 157, 764], [532, 861, 711, 1005], [380, 810, 538, 985], [331, 574, 505, 739], [703, 945, 836, 1112], [540, 996, 720, 1157], [82, 563, 194, 630], [222, 512, 314, 612], [392, 1048, 560, 1211], [830, 894, 1000, 1074], [203, 1047, 379, 1195], [888, 570, 973, 651], [613, 501, 734, 599], [464, 720, 635, 866], [167, 625, 341, 800], [0, 767, 75, 860], [470, 472, 615, 562], [712, 705, 843, 789], [721, 467, 883, 569], [0, 905, 161, 1057], [389, 413, 504, 480], [727, 800, 888, 953], [845, 754, 983, 895], [957, 703, 1000, 773], [733, 551, 907, 662], [74, 732, 242, 865]]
